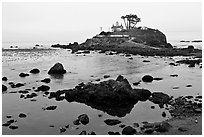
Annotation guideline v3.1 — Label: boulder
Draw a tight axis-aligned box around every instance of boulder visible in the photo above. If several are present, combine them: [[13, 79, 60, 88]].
[[122, 126, 137, 135], [78, 114, 89, 125], [132, 89, 151, 101], [2, 77, 8, 81], [2, 84, 7, 92], [142, 75, 153, 82], [30, 68, 40, 74], [48, 63, 66, 74], [19, 73, 29, 77], [149, 92, 171, 106], [65, 75, 141, 117], [104, 119, 121, 126]]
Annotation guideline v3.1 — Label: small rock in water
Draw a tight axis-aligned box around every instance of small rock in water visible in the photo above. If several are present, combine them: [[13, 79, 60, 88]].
[[170, 74, 178, 77], [169, 63, 177, 66], [65, 124, 69, 128], [49, 125, 54, 128], [122, 126, 137, 135], [144, 128, 154, 134], [133, 81, 141, 86], [153, 77, 163, 81], [7, 119, 15, 124], [119, 124, 126, 128], [43, 106, 57, 111], [89, 131, 96, 135], [9, 125, 18, 130], [79, 131, 87, 135], [6, 115, 12, 118], [41, 78, 51, 83], [36, 85, 50, 91], [162, 112, 166, 117], [104, 119, 121, 126], [19, 73, 29, 77], [142, 75, 153, 82], [186, 84, 192, 87], [59, 127, 66, 133], [19, 113, 27, 118], [48, 62, 66, 74], [150, 106, 155, 109], [133, 123, 139, 128], [2, 84, 7, 92], [195, 95, 202, 99], [143, 60, 150, 62], [26, 93, 38, 98], [73, 119, 80, 125], [98, 114, 103, 117], [172, 86, 179, 89], [104, 75, 110, 78], [78, 114, 89, 125], [30, 68, 40, 74], [95, 79, 100, 81], [178, 127, 188, 132], [2, 122, 11, 127], [18, 90, 29, 94], [2, 77, 8, 81]]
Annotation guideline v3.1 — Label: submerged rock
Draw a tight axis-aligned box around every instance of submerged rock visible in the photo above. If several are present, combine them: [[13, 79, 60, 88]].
[[122, 126, 137, 135], [2, 84, 7, 92], [48, 63, 66, 74], [104, 119, 121, 126], [30, 68, 40, 74], [142, 75, 153, 82]]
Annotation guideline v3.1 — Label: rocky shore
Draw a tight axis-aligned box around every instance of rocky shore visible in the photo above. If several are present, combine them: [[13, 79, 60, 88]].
[[2, 59, 202, 134]]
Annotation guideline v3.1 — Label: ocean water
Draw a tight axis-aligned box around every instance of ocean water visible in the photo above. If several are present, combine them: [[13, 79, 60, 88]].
[[2, 48, 202, 135]]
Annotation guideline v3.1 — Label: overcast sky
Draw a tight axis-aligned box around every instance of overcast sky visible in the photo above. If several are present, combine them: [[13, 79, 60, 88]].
[[2, 2, 202, 43]]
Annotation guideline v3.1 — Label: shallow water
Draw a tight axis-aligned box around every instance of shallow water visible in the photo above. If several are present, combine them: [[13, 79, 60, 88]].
[[2, 49, 202, 135]]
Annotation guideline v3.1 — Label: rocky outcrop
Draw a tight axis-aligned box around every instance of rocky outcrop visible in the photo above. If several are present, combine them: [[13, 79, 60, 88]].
[[48, 63, 66, 74], [63, 75, 151, 117]]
